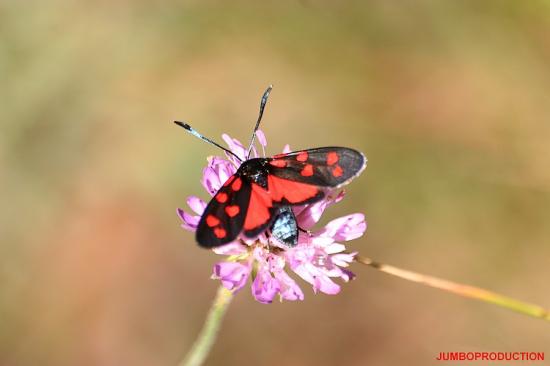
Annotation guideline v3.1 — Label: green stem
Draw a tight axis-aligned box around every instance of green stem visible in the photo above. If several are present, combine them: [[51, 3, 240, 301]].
[[179, 286, 234, 366], [355, 255, 549, 321]]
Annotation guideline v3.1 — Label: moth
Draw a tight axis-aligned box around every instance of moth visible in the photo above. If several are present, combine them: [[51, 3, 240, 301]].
[[176, 86, 366, 248]]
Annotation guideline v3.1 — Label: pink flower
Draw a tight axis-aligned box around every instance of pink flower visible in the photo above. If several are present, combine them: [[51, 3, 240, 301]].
[[178, 131, 366, 303]]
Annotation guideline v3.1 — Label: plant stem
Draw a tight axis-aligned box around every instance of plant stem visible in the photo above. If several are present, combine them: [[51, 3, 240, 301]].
[[179, 286, 234, 366], [355, 254, 550, 321]]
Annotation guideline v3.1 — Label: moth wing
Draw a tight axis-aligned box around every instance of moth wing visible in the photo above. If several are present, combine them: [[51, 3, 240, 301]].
[[241, 182, 278, 238], [196, 175, 251, 248], [268, 147, 366, 188]]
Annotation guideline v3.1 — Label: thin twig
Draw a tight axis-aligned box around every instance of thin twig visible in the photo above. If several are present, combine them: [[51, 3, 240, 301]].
[[354, 254, 549, 321]]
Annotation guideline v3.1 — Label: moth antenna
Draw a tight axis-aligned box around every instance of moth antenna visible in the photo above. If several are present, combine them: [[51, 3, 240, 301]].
[[246, 85, 273, 159], [174, 121, 243, 162]]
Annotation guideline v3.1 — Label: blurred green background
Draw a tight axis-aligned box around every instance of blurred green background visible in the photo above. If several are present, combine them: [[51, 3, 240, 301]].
[[2, 1, 550, 365]]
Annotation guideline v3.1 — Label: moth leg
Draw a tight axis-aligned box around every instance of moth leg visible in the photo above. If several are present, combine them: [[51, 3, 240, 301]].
[[297, 226, 312, 235]]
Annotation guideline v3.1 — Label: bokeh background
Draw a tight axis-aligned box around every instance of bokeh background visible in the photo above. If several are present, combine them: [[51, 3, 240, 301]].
[[2, 1, 550, 365]]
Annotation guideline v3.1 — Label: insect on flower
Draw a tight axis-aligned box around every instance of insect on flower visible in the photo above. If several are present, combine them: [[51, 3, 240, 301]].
[[175, 86, 366, 248]]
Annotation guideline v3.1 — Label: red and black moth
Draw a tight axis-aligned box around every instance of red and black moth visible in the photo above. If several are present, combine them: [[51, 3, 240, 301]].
[[175, 86, 366, 248]]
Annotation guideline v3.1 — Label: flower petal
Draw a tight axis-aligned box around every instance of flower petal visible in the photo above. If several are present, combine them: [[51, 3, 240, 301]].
[[177, 208, 200, 231], [212, 261, 250, 291], [318, 213, 367, 241], [201, 156, 235, 195], [331, 252, 356, 267], [187, 196, 206, 215], [256, 129, 267, 147], [314, 274, 341, 295], [339, 268, 356, 282], [212, 242, 248, 256], [266, 253, 285, 272], [222, 134, 247, 161], [325, 243, 346, 254], [309, 235, 335, 247], [295, 200, 328, 229], [274, 270, 304, 301], [251, 267, 280, 304], [292, 263, 341, 295], [294, 191, 346, 229]]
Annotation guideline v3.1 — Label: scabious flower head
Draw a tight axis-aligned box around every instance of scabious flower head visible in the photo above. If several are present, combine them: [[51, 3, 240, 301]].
[[178, 131, 367, 303]]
